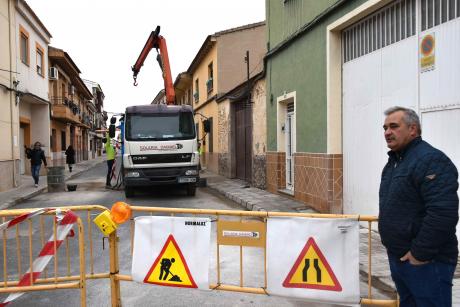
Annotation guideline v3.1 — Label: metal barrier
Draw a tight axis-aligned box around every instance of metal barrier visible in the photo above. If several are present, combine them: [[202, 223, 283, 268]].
[[0, 206, 398, 307], [0, 209, 87, 306]]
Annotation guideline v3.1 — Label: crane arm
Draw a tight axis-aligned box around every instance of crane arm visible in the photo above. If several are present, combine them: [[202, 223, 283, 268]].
[[131, 26, 175, 105]]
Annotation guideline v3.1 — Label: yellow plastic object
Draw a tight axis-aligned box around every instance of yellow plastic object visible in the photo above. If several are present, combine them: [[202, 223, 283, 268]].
[[110, 202, 132, 224], [93, 210, 118, 235]]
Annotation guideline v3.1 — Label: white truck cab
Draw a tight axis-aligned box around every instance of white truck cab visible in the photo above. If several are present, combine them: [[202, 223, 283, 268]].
[[122, 104, 199, 197]]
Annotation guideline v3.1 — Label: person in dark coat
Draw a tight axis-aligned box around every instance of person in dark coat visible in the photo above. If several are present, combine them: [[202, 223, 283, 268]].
[[379, 106, 458, 306], [25, 141, 47, 187], [65, 145, 76, 172]]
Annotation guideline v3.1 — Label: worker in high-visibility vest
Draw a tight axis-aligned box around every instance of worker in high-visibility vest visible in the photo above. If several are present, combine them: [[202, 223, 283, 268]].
[[103, 132, 116, 188]]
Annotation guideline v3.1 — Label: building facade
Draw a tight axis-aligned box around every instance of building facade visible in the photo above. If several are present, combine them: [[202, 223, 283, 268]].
[[84, 79, 106, 158], [216, 73, 267, 188], [48, 46, 93, 165], [266, 0, 460, 220], [15, 0, 52, 176], [0, 0, 20, 191], [183, 22, 266, 175]]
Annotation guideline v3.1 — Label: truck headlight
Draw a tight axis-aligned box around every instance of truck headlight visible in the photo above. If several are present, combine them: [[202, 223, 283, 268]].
[[185, 169, 198, 176], [126, 171, 140, 178]]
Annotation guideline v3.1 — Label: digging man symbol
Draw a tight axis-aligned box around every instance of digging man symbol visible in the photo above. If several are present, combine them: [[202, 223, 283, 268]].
[[159, 258, 182, 282]]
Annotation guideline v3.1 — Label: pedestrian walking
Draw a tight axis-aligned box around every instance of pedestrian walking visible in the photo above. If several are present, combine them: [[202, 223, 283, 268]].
[[65, 145, 75, 172], [379, 106, 458, 306], [25, 141, 47, 187], [103, 133, 116, 188]]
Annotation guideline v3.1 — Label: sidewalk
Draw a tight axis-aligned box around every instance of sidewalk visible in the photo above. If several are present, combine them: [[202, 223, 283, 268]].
[[0, 155, 106, 210], [202, 170, 460, 303]]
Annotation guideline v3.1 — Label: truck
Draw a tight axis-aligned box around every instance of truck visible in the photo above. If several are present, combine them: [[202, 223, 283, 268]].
[[117, 26, 203, 198]]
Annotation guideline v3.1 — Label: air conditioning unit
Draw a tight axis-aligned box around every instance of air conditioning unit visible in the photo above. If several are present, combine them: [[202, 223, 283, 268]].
[[49, 67, 58, 80], [70, 85, 75, 95]]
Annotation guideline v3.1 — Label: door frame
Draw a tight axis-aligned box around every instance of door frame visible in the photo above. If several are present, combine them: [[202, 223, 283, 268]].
[[277, 91, 296, 191]]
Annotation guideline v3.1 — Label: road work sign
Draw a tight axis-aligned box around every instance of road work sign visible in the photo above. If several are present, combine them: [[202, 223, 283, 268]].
[[132, 216, 211, 290], [266, 217, 360, 304]]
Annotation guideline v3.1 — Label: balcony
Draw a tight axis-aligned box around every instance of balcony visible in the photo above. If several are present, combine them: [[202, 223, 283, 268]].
[[193, 92, 199, 103], [50, 96, 80, 124]]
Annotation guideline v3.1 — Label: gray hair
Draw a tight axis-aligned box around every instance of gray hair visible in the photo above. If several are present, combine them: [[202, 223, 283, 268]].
[[384, 106, 421, 135]]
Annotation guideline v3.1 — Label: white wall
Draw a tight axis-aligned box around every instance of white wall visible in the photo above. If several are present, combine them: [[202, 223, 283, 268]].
[[15, 6, 50, 100]]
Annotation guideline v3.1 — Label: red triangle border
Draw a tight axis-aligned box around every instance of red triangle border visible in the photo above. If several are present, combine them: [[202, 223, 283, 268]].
[[282, 237, 342, 291], [143, 234, 198, 288]]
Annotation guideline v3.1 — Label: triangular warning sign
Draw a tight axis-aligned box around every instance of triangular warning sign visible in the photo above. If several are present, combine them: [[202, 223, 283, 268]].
[[283, 237, 342, 291], [143, 234, 197, 288]]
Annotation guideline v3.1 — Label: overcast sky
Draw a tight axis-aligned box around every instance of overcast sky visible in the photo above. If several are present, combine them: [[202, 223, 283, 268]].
[[26, 0, 265, 114]]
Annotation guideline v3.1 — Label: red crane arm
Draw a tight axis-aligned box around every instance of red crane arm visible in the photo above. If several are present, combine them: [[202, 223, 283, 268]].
[[132, 26, 175, 105]]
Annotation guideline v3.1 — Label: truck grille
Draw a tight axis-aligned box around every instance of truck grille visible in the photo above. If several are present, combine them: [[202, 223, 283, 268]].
[[131, 153, 192, 164]]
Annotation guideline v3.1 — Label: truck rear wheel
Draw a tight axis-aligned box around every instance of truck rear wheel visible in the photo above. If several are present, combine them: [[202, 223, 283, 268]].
[[186, 183, 196, 196], [125, 187, 134, 198]]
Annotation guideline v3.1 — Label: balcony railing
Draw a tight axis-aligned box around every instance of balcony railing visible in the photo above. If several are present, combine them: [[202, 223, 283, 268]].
[[50, 96, 88, 124]]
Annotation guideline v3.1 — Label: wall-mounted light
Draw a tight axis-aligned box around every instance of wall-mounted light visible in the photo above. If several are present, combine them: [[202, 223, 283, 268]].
[[13, 80, 21, 106]]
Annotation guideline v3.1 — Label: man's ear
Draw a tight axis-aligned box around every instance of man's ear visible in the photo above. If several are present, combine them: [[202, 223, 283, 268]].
[[409, 124, 418, 136]]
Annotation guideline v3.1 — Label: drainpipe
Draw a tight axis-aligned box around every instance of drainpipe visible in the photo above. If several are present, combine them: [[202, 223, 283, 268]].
[[8, 0, 18, 187]]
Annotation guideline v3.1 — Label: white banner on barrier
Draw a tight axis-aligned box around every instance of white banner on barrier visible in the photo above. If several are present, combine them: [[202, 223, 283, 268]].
[[267, 217, 360, 304], [131, 216, 211, 290]]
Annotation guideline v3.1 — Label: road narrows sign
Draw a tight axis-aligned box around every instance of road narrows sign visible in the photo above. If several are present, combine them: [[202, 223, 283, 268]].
[[282, 237, 341, 291], [143, 234, 197, 288], [267, 217, 360, 304]]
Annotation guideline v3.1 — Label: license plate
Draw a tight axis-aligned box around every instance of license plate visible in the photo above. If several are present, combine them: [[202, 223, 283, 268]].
[[178, 177, 196, 183]]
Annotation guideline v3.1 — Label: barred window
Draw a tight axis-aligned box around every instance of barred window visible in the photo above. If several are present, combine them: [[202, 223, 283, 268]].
[[343, 0, 416, 63], [421, 0, 460, 31]]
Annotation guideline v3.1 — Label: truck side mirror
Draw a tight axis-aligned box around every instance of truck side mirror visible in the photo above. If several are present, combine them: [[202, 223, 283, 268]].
[[109, 117, 116, 138], [203, 119, 211, 133]]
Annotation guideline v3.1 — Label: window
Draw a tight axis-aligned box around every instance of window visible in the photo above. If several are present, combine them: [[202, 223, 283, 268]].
[[36, 43, 44, 77], [194, 79, 199, 103], [51, 129, 56, 151], [342, 0, 417, 63], [61, 131, 66, 151], [421, 0, 460, 31], [207, 62, 214, 93], [125, 112, 195, 141], [19, 25, 29, 65]]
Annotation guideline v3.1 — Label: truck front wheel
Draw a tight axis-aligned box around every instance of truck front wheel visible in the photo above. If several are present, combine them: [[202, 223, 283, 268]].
[[186, 183, 196, 196], [125, 187, 135, 198]]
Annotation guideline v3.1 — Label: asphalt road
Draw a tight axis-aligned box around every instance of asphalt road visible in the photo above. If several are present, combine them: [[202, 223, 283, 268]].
[[0, 162, 391, 306]]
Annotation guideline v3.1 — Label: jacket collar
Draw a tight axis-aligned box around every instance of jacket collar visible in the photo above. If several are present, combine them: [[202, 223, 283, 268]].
[[387, 136, 422, 160]]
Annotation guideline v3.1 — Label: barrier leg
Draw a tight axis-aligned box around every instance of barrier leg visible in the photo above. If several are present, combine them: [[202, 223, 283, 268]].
[[78, 219, 86, 307], [109, 232, 121, 307]]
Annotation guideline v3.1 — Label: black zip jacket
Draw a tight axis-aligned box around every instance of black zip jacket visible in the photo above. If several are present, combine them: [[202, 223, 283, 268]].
[[26, 148, 47, 167], [379, 137, 459, 264]]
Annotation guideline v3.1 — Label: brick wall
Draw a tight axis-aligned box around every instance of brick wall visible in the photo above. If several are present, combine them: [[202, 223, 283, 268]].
[[294, 153, 343, 213], [266, 152, 285, 193], [266, 152, 343, 213]]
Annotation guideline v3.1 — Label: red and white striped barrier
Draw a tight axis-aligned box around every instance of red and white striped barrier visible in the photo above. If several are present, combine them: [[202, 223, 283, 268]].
[[0, 208, 51, 232], [0, 210, 78, 307]]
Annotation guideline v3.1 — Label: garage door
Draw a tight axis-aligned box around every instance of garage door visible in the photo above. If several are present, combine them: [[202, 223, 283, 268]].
[[342, 0, 460, 219]]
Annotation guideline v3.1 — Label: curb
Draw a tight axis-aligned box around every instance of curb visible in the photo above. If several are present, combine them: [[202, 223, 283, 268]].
[[0, 160, 104, 210]]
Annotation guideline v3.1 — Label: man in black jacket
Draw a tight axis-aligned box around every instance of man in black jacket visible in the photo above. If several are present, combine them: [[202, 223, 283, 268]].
[[25, 142, 47, 187], [379, 106, 458, 306]]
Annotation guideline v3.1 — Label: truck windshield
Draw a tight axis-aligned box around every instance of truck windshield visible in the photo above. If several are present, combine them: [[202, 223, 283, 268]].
[[125, 112, 195, 141]]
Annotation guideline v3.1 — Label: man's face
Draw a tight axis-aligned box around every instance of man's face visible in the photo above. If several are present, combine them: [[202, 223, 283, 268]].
[[34, 144, 40, 149], [383, 111, 418, 152]]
